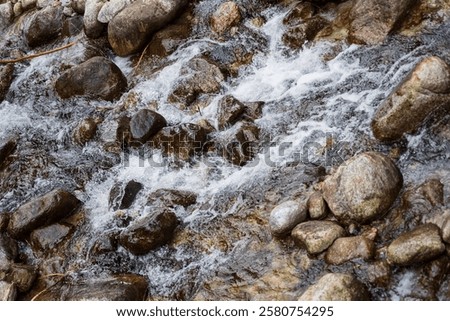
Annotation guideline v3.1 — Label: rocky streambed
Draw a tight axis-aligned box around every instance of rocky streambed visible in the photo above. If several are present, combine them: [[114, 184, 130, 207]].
[[0, 0, 449, 301]]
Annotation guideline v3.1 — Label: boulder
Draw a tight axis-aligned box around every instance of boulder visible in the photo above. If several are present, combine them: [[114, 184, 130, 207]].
[[109, 180, 143, 211], [322, 152, 403, 223], [73, 118, 98, 146], [168, 57, 224, 109], [119, 209, 179, 255], [108, 0, 187, 56], [442, 217, 450, 244], [55, 57, 127, 101], [34, 274, 148, 300], [5, 264, 37, 293], [147, 189, 197, 208], [325, 235, 375, 265], [0, 136, 16, 166], [372, 56, 450, 141], [62, 15, 84, 37], [152, 123, 207, 162], [130, 109, 167, 143], [71, 0, 85, 14], [25, 6, 64, 47], [0, 64, 14, 103], [269, 200, 307, 236], [217, 95, 246, 130], [221, 121, 259, 166], [291, 220, 345, 255], [30, 223, 73, 253], [83, 0, 106, 38], [299, 273, 369, 301], [348, 0, 417, 45], [97, 0, 130, 23], [307, 191, 328, 220], [210, 1, 241, 35], [387, 224, 445, 266], [0, 281, 16, 301], [0, 2, 13, 30], [282, 16, 328, 49], [7, 189, 81, 239]]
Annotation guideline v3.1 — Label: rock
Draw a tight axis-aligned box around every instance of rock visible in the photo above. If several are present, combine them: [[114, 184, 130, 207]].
[[0, 2, 13, 30], [12, 2, 22, 17], [269, 200, 307, 236], [221, 122, 259, 166], [5, 264, 37, 293], [307, 191, 328, 219], [0, 136, 16, 166], [348, 0, 416, 45], [62, 15, 84, 37], [322, 152, 403, 224], [73, 118, 98, 145], [387, 224, 445, 266], [282, 16, 328, 49], [0, 281, 16, 301], [325, 235, 375, 265], [0, 213, 9, 232], [299, 273, 369, 301], [119, 208, 179, 255], [116, 115, 131, 147], [442, 217, 450, 244], [97, 0, 130, 23], [108, 0, 187, 56], [25, 6, 64, 47], [210, 1, 241, 35], [130, 109, 167, 143], [0, 234, 18, 270], [372, 56, 450, 141], [55, 57, 127, 101], [83, 0, 106, 38], [283, 2, 315, 25], [217, 95, 246, 130], [152, 123, 207, 162], [168, 58, 225, 109], [7, 189, 81, 239], [291, 220, 345, 255], [30, 223, 73, 253], [34, 274, 148, 300], [71, 0, 85, 14], [147, 189, 197, 208], [22, 0, 37, 10], [109, 180, 143, 211], [0, 64, 14, 103], [364, 260, 391, 287]]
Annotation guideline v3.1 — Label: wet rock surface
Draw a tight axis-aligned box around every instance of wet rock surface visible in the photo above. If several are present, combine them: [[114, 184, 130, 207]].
[[325, 235, 375, 265], [269, 200, 307, 236], [210, 1, 241, 35], [130, 109, 167, 143], [109, 180, 143, 211], [25, 6, 64, 47], [0, 64, 14, 103], [291, 221, 345, 255]]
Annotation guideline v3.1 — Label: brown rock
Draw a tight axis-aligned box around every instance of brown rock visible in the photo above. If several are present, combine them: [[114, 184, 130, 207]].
[[0, 233, 18, 270], [387, 224, 445, 266], [291, 220, 345, 254], [372, 56, 450, 141], [73, 118, 98, 146], [130, 109, 167, 143], [282, 16, 328, 49], [322, 152, 403, 223], [0, 64, 14, 103], [25, 6, 64, 47], [217, 95, 246, 130], [364, 260, 392, 287], [30, 223, 73, 253], [210, 1, 241, 35], [7, 189, 81, 239], [299, 273, 369, 301], [221, 121, 259, 166], [109, 180, 143, 211], [147, 189, 197, 208], [5, 264, 37, 293], [325, 235, 375, 265], [307, 191, 328, 219]]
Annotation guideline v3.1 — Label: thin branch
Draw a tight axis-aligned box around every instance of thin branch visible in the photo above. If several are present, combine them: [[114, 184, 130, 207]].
[[135, 41, 152, 69], [0, 42, 77, 64]]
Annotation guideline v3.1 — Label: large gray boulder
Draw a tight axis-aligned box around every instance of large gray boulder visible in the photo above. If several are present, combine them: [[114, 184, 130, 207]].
[[372, 56, 450, 141], [322, 152, 403, 224], [108, 0, 187, 56]]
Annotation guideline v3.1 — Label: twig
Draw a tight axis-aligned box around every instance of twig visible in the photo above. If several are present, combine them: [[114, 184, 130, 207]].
[[30, 274, 66, 301], [0, 42, 77, 64], [135, 41, 152, 69]]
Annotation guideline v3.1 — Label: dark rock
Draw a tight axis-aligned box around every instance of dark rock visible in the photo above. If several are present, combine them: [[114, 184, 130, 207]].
[[269, 200, 307, 236], [210, 1, 241, 35], [116, 115, 131, 147], [7, 189, 81, 239], [73, 118, 98, 145], [147, 189, 197, 208], [0, 281, 16, 301], [90, 233, 118, 256], [0, 64, 14, 103], [55, 56, 127, 101], [221, 122, 259, 166], [30, 223, 73, 253], [348, 0, 417, 45], [0, 136, 16, 166], [83, 0, 106, 38], [62, 15, 84, 37], [119, 208, 179, 255], [283, 2, 316, 26], [243, 101, 264, 120], [71, 0, 85, 14], [322, 152, 403, 224], [34, 274, 148, 300], [387, 224, 445, 266], [5, 264, 37, 293], [0, 213, 9, 232], [217, 95, 246, 130], [291, 220, 345, 255], [108, 0, 187, 56], [299, 273, 369, 300], [25, 6, 64, 47], [0, 233, 18, 269], [152, 123, 207, 162], [130, 109, 167, 143], [282, 16, 328, 49], [168, 58, 224, 109], [307, 191, 329, 220], [109, 180, 143, 211], [325, 235, 375, 265], [372, 56, 450, 141]]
